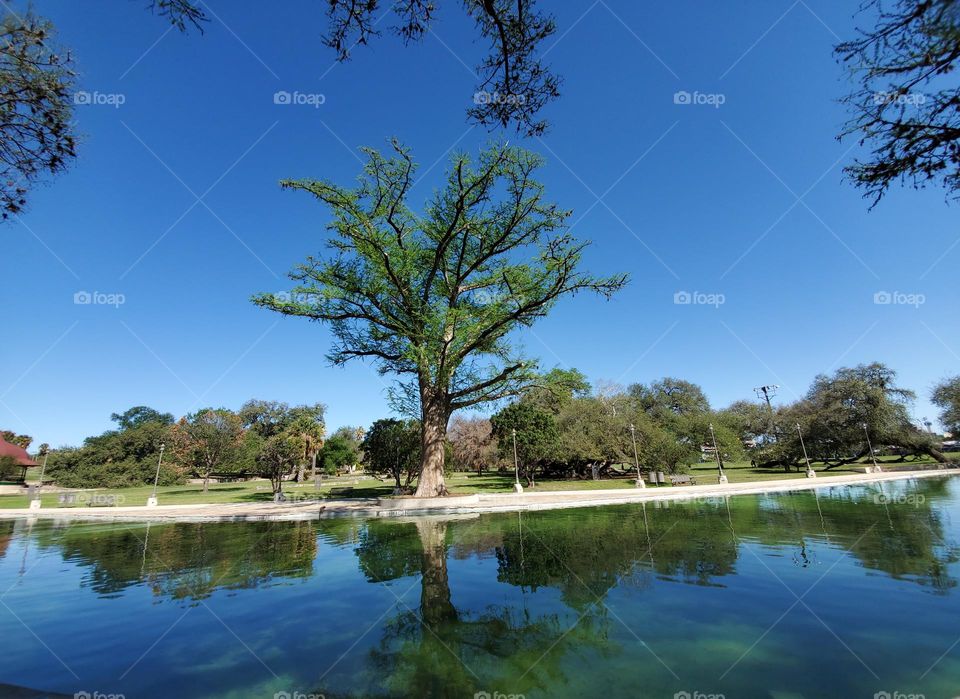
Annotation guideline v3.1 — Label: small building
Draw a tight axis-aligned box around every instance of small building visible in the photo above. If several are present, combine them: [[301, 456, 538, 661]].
[[0, 436, 37, 482]]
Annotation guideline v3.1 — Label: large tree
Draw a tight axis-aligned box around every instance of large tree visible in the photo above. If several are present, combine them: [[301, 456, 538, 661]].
[[362, 418, 421, 489], [169, 408, 244, 492], [836, 0, 960, 204], [253, 142, 626, 496]]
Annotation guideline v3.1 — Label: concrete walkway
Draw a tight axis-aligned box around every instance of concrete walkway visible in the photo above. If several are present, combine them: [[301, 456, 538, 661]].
[[1, 468, 956, 523]]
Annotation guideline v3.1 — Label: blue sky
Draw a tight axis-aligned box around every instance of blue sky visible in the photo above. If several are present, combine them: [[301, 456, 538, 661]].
[[3, 0, 958, 447]]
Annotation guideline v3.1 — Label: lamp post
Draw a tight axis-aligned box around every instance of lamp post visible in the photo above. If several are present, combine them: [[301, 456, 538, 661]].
[[29, 450, 48, 511], [796, 423, 816, 478], [630, 424, 645, 488], [709, 423, 727, 484], [863, 423, 880, 472], [148, 443, 165, 507], [511, 428, 523, 494]]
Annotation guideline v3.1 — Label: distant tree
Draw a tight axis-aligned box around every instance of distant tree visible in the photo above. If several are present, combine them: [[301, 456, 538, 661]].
[[0, 430, 31, 449], [323, 0, 560, 136], [629, 378, 711, 424], [523, 367, 591, 414], [253, 143, 626, 496], [491, 400, 557, 486], [239, 399, 326, 495], [0, 455, 21, 481], [836, 0, 960, 204], [169, 408, 244, 492], [448, 415, 496, 475], [110, 406, 174, 431], [362, 418, 422, 490], [932, 376, 960, 435], [320, 429, 363, 475]]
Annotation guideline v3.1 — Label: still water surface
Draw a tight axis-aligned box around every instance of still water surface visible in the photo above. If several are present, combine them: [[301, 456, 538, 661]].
[[2, 478, 960, 698]]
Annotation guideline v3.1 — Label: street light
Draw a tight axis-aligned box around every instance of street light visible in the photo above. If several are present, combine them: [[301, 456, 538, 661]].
[[863, 423, 880, 472], [511, 429, 523, 494], [630, 424, 645, 488], [148, 443, 165, 507], [709, 423, 728, 484], [796, 423, 816, 478]]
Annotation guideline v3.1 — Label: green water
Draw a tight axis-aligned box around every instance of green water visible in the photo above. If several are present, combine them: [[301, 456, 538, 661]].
[[2, 478, 960, 698]]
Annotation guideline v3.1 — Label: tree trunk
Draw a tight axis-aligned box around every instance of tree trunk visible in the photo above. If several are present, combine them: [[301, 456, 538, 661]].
[[203, 474, 209, 493], [414, 388, 449, 497]]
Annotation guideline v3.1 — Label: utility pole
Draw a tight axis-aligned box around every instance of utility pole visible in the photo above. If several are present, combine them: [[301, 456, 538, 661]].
[[754, 384, 779, 440]]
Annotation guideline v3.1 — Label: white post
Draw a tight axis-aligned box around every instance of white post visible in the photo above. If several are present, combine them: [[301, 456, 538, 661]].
[[147, 443, 164, 507], [797, 423, 816, 478], [630, 424, 645, 488], [710, 423, 728, 484], [29, 452, 48, 510], [863, 423, 880, 472], [512, 428, 523, 494]]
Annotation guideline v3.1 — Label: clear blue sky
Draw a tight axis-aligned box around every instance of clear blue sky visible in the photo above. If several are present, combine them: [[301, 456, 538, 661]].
[[3, 0, 958, 447]]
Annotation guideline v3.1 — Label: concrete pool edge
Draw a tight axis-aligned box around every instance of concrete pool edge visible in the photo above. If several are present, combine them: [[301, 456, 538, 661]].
[[1, 467, 957, 523]]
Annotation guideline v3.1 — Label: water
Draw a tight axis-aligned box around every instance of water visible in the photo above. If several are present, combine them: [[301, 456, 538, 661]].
[[1, 477, 959, 698]]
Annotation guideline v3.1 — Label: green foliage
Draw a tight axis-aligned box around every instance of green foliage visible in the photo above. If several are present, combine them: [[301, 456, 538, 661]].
[[45, 419, 180, 489], [490, 401, 558, 485], [320, 430, 362, 475], [169, 408, 244, 488], [932, 376, 960, 435], [362, 418, 421, 488], [110, 406, 174, 430], [0, 455, 22, 481]]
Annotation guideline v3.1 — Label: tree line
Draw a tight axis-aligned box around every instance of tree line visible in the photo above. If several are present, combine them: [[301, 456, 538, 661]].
[[9, 361, 959, 494]]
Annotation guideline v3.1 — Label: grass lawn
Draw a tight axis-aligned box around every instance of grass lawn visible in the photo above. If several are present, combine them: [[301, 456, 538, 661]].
[[0, 454, 945, 510]]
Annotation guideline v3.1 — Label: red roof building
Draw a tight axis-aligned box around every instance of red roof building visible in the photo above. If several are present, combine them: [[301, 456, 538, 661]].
[[0, 437, 37, 466]]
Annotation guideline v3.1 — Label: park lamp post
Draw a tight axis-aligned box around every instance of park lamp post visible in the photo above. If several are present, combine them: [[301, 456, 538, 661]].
[[709, 423, 728, 484], [511, 429, 523, 494], [796, 423, 816, 478], [863, 423, 881, 473], [148, 443, 165, 507], [28, 449, 49, 511], [630, 424, 645, 488]]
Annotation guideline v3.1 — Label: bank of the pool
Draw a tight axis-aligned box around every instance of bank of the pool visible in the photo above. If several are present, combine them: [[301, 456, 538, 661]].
[[0, 467, 956, 523]]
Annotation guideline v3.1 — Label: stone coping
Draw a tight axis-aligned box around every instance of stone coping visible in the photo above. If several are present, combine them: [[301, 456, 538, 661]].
[[0, 468, 956, 523]]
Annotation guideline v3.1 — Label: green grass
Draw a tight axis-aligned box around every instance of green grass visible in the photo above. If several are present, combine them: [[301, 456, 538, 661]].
[[0, 455, 946, 509]]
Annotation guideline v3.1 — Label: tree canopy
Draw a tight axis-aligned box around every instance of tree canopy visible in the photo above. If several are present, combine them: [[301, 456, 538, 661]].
[[254, 142, 626, 496]]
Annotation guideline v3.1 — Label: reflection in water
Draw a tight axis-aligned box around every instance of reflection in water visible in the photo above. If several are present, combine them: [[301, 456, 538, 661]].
[[0, 477, 959, 698]]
